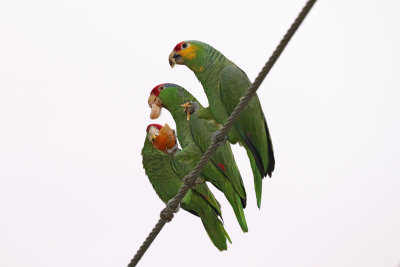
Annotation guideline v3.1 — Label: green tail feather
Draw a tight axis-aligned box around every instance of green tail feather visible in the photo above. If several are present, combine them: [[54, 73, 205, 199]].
[[199, 207, 231, 251], [247, 149, 263, 209], [234, 125, 264, 208], [221, 224, 232, 244], [225, 191, 248, 232]]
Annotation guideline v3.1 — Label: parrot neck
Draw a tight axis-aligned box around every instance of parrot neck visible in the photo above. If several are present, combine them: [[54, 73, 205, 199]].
[[142, 139, 182, 203], [195, 59, 231, 93], [193, 54, 232, 125], [192, 48, 231, 85], [166, 104, 193, 148], [143, 143, 171, 170]]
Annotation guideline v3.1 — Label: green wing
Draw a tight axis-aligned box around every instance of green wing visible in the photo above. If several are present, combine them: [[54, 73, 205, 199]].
[[174, 142, 248, 232], [172, 143, 222, 216], [142, 136, 231, 250], [189, 112, 246, 200], [218, 64, 275, 177], [141, 138, 184, 203]]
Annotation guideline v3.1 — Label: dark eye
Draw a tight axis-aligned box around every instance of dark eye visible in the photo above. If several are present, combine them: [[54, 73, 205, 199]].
[[159, 86, 165, 90], [182, 42, 188, 49]]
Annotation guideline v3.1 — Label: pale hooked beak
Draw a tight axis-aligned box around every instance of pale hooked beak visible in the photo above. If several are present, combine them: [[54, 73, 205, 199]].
[[168, 51, 176, 68], [168, 51, 184, 68], [148, 94, 163, 119], [148, 127, 159, 142]]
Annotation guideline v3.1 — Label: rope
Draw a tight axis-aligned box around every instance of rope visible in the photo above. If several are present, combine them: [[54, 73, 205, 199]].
[[128, 0, 317, 266]]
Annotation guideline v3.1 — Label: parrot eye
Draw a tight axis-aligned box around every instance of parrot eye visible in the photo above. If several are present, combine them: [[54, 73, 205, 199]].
[[181, 42, 189, 49], [159, 86, 165, 90]]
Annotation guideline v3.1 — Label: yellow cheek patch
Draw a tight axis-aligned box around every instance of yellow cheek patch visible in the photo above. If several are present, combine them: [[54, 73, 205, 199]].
[[180, 44, 198, 60]]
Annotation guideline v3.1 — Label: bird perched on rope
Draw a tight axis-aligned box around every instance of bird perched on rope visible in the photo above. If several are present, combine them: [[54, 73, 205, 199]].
[[142, 123, 231, 250], [168, 41, 275, 208], [148, 84, 248, 232]]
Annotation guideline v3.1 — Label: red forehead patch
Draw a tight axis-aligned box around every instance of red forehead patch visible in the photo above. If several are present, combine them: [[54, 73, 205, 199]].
[[174, 41, 185, 52], [150, 83, 165, 96], [146, 124, 163, 132]]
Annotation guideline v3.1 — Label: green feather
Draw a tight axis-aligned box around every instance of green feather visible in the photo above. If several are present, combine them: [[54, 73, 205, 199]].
[[141, 137, 230, 250], [177, 41, 275, 208], [158, 85, 248, 232]]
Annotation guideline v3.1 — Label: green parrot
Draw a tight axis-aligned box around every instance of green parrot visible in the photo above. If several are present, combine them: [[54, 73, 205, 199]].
[[168, 40, 275, 208], [148, 83, 248, 232], [142, 123, 231, 250]]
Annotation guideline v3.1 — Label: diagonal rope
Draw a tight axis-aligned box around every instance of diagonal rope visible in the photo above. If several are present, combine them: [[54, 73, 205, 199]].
[[128, 0, 317, 266]]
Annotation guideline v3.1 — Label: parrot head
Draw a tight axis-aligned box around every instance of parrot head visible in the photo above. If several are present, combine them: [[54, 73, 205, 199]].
[[148, 83, 199, 120], [146, 123, 177, 153], [168, 40, 210, 73], [181, 101, 200, 120]]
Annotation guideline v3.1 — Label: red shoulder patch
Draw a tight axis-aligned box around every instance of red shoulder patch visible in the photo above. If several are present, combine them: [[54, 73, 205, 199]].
[[216, 163, 225, 172]]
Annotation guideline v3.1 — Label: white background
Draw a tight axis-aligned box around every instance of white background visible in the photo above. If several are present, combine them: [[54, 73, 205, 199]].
[[1, 0, 399, 266]]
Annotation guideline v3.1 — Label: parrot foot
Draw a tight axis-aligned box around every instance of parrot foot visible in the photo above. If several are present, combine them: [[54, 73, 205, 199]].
[[196, 178, 205, 184], [165, 143, 178, 154], [160, 209, 174, 222], [165, 130, 179, 154], [160, 200, 180, 222], [189, 178, 204, 190], [212, 131, 228, 146], [183, 176, 202, 189], [167, 199, 180, 213]]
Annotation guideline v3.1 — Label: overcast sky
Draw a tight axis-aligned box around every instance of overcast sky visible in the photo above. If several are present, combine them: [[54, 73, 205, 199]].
[[1, 0, 399, 267]]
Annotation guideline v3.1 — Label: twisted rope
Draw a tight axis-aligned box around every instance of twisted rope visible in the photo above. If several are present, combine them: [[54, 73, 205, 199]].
[[128, 0, 316, 266]]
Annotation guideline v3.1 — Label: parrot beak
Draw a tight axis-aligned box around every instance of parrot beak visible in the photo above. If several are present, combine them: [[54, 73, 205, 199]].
[[168, 51, 184, 68], [149, 133, 157, 141], [168, 51, 176, 68], [148, 94, 163, 119], [148, 126, 160, 142], [181, 102, 192, 121]]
